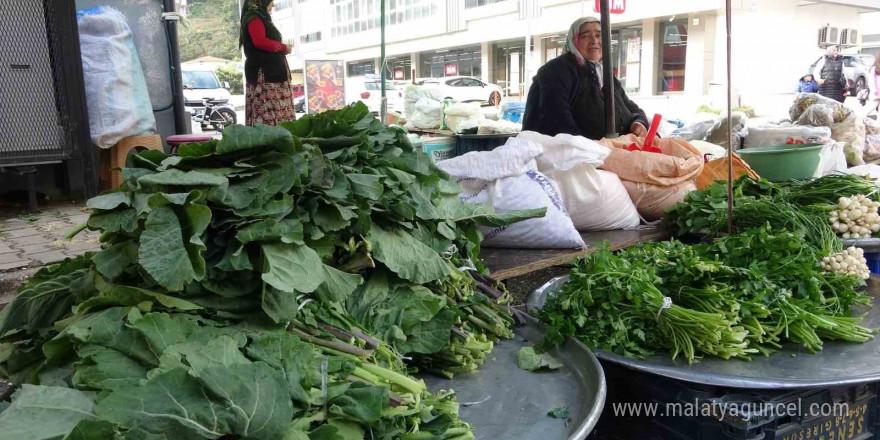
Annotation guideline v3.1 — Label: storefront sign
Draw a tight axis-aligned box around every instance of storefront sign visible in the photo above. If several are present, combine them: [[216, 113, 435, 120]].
[[594, 0, 625, 14], [445, 64, 458, 76], [394, 69, 404, 80], [304, 60, 345, 115]]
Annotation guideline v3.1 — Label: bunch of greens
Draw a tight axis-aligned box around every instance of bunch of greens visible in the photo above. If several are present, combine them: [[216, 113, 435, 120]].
[[666, 175, 880, 253], [0, 103, 542, 439], [539, 225, 873, 364]]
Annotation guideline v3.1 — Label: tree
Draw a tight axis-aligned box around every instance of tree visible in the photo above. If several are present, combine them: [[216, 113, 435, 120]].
[[179, 0, 241, 62], [216, 63, 244, 94]]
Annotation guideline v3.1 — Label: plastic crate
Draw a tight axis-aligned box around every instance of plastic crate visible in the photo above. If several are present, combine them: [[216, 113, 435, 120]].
[[455, 133, 516, 156], [593, 363, 879, 440], [867, 252, 880, 275], [501, 101, 526, 123]]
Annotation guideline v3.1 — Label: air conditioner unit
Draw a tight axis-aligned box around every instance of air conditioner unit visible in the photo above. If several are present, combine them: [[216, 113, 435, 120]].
[[840, 28, 859, 47], [818, 25, 839, 47]]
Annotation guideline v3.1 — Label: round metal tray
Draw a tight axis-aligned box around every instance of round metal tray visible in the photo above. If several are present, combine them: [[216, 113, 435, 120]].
[[843, 237, 880, 252], [422, 315, 606, 440], [528, 276, 880, 390]]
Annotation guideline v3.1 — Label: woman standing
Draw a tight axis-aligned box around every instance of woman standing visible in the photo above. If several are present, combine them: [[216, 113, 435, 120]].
[[868, 56, 880, 112], [240, 0, 295, 126], [813, 45, 847, 103]]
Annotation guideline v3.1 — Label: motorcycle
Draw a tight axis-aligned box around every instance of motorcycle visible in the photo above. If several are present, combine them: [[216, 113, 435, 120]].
[[188, 98, 237, 132]]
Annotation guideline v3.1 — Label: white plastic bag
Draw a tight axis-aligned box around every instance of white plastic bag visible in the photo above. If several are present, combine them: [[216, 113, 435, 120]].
[[77, 6, 156, 148], [832, 114, 867, 166], [744, 125, 832, 149], [866, 135, 880, 162], [405, 85, 443, 120], [436, 140, 585, 249], [815, 142, 847, 177], [516, 132, 639, 231], [444, 102, 483, 133], [846, 164, 880, 182], [404, 98, 443, 129]]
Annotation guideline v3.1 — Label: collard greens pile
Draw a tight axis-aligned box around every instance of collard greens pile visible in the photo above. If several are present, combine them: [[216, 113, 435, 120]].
[[0, 103, 542, 439]]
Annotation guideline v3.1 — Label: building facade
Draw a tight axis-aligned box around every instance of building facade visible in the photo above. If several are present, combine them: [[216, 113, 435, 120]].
[[273, 0, 878, 112]]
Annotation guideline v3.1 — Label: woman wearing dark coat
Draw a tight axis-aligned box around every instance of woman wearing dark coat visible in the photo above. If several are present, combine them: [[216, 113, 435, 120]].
[[239, 0, 296, 125], [813, 45, 848, 103], [522, 17, 648, 140]]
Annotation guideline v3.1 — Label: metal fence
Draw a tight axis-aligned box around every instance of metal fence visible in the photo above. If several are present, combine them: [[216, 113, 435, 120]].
[[0, 0, 96, 195]]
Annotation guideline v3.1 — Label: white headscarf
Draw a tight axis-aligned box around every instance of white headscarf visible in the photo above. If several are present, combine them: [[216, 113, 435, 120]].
[[564, 16, 600, 66], [826, 45, 839, 57]]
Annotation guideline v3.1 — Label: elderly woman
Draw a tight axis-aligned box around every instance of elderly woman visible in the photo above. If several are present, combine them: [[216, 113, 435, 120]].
[[239, 0, 295, 125], [522, 17, 648, 140], [813, 45, 847, 103]]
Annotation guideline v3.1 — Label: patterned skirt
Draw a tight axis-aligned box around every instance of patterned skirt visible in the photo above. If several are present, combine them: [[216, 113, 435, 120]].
[[245, 70, 296, 126]]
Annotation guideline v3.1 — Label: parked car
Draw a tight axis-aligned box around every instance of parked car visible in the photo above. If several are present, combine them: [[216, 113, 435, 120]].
[[345, 75, 405, 114], [292, 83, 304, 99], [416, 76, 504, 105], [182, 69, 232, 104], [294, 95, 305, 113], [809, 54, 875, 96]]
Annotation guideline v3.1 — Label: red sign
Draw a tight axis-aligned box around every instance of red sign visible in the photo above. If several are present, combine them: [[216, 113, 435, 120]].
[[394, 69, 404, 80], [594, 0, 625, 14], [445, 64, 458, 76]]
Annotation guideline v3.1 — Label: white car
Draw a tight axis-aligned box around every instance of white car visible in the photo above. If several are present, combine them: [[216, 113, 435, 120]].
[[346, 75, 405, 114], [417, 76, 503, 105], [181, 69, 232, 106]]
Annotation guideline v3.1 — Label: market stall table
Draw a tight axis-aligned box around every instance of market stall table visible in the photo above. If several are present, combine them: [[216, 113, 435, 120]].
[[529, 276, 880, 440], [480, 227, 670, 280], [422, 315, 606, 440]]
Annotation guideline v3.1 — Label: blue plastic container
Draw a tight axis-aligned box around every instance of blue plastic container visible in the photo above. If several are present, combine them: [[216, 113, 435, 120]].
[[501, 101, 526, 123], [866, 252, 880, 275]]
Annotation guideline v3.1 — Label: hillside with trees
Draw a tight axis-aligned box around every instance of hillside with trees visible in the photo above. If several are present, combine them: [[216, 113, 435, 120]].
[[179, 0, 241, 62]]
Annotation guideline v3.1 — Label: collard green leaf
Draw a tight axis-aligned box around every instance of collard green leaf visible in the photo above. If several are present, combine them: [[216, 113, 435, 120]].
[[178, 140, 217, 158], [236, 219, 304, 245], [157, 335, 249, 374], [346, 174, 384, 201], [0, 385, 95, 440], [138, 206, 199, 292], [128, 312, 237, 355], [547, 406, 570, 419], [328, 382, 388, 423], [437, 197, 547, 227], [87, 209, 138, 233], [72, 345, 148, 390], [244, 332, 320, 405], [93, 242, 139, 280], [49, 308, 159, 367], [95, 368, 229, 438], [87, 192, 131, 210], [138, 169, 227, 187], [0, 268, 87, 334], [395, 309, 455, 355], [366, 224, 452, 284], [217, 124, 295, 155], [262, 285, 299, 324], [75, 285, 202, 314], [261, 243, 361, 302], [196, 362, 292, 439], [63, 419, 118, 440], [517, 346, 563, 372]]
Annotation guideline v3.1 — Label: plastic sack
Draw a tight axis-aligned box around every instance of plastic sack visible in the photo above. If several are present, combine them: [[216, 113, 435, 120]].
[[517, 131, 611, 170], [404, 98, 443, 129], [743, 125, 832, 149], [790, 93, 852, 124], [598, 138, 704, 187], [845, 164, 880, 182], [436, 139, 584, 249], [671, 120, 716, 141], [706, 112, 748, 150], [444, 102, 483, 133], [864, 113, 880, 136], [77, 6, 156, 148], [622, 180, 697, 221], [695, 155, 759, 190], [547, 166, 641, 231], [689, 140, 728, 161], [796, 104, 834, 128], [831, 114, 867, 166], [865, 135, 880, 162], [405, 85, 443, 119], [477, 119, 521, 134], [815, 142, 848, 177]]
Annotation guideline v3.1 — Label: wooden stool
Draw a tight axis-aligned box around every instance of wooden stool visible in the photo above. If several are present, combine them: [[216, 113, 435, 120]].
[[100, 134, 163, 190]]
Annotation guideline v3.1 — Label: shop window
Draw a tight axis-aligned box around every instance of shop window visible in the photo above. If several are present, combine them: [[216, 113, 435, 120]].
[[348, 61, 376, 77], [611, 27, 642, 94], [659, 19, 687, 93], [465, 0, 506, 8]]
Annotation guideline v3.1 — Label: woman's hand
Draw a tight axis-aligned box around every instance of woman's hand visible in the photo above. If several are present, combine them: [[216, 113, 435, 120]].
[[630, 122, 648, 138], [284, 44, 292, 55]]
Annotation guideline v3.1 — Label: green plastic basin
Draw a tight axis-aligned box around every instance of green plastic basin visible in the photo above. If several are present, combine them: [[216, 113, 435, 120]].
[[736, 143, 823, 182]]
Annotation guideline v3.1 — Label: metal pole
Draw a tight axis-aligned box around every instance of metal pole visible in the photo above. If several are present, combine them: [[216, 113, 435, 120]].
[[600, 0, 615, 137], [726, 0, 734, 234], [163, 0, 187, 135], [380, 0, 387, 124]]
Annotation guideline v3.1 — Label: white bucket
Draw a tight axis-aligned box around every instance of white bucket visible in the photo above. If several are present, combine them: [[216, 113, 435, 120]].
[[421, 136, 455, 163]]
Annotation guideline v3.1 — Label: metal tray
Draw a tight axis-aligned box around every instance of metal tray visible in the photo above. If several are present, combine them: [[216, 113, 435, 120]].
[[422, 316, 606, 440], [529, 276, 880, 390], [843, 237, 880, 252]]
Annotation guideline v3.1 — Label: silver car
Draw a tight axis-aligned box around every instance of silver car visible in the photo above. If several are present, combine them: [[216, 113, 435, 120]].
[[809, 54, 875, 96]]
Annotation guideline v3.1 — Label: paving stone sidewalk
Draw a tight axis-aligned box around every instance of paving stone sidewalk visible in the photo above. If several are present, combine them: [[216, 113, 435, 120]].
[[0, 202, 101, 272]]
